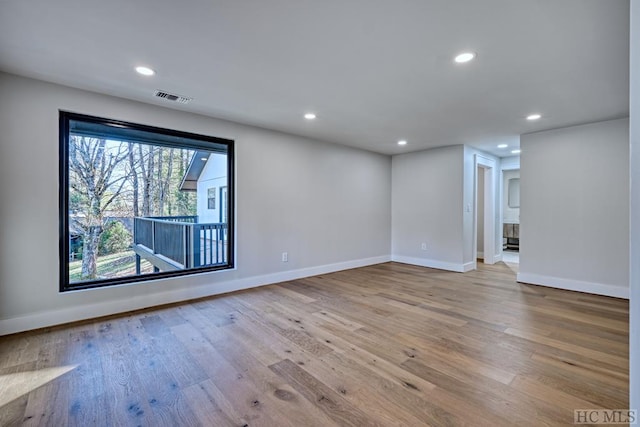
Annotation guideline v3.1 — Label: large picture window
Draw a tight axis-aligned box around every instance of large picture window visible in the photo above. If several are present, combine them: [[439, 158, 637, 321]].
[[59, 112, 234, 291]]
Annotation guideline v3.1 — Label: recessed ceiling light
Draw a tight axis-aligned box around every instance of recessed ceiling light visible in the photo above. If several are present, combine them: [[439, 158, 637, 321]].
[[397, 140, 407, 146], [454, 52, 476, 63], [304, 113, 316, 120], [135, 66, 155, 76], [511, 149, 521, 154], [526, 113, 542, 121], [201, 157, 208, 161], [497, 144, 508, 149]]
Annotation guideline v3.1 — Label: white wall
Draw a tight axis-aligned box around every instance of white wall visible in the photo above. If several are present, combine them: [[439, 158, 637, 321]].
[[629, 0, 639, 414], [518, 118, 630, 298], [0, 72, 391, 334], [197, 153, 228, 224], [502, 169, 520, 224], [391, 145, 501, 271], [391, 145, 467, 271], [501, 155, 520, 171]]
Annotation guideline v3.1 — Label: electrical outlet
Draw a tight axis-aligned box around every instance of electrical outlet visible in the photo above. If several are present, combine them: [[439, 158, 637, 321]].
[[282, 252, 288, 262], [421, 243, 427, 250]]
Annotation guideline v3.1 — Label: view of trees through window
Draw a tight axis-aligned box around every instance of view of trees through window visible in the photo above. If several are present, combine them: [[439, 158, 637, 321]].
[[61, 113, 233, 290]]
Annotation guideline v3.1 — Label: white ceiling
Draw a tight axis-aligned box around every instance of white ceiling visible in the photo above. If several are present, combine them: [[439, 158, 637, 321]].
[[0, 0, 630, 157]]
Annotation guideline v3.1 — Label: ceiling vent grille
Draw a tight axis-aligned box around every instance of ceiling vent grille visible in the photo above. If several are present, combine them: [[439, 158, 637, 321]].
[[154, 90, 192, 104]]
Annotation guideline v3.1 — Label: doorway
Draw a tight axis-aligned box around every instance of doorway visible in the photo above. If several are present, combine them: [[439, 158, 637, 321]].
[[474, 155, 496, 265], [501, 167, 520, 265]]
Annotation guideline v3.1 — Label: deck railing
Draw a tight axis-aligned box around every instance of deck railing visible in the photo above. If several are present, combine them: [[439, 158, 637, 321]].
[[145, 215, 198, 223], [133, 216, 227, 271]]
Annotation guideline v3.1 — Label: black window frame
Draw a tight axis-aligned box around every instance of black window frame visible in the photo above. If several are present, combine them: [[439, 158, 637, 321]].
[[59, 111, 235, 292]]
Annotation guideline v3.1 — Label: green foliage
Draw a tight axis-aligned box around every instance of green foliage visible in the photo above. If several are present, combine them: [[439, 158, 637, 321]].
[[99, 220, 132, 255], [175, 187, 197, 216], [69, 236, 83, 260], [69, 191, 88, 215]]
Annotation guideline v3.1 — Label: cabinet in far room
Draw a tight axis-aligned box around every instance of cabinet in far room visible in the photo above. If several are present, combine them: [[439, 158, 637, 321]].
[[503, 223, 519, 251]]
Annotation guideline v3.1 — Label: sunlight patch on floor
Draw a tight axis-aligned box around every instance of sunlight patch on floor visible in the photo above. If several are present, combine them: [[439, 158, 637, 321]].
[[0, 365, 76, 407]]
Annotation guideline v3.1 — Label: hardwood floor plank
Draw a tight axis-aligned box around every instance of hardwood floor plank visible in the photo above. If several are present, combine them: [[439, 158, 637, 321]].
[[502, 301, 629, 332], [91, 320, 146, 426], [312, 349, 468, 426], [505, 327, 628, 368], [376, 297, 468, 327], [393, 332, 516, 385], [401, 357, 570, 426], [530, 352, 628, 389], [271, 284, 318, 304], [181, 381, 237, 427], [64, 329, 112, 426], [0, 396, 28, 427], [20, 339, 73, 426], [228, 310, 436, 426], [119, 316, 200, 426], [311, 309, 365, 331], [269, 359, 386, 427], [203, 325, 342, 427], [170, 321, 289, 426], [509, 374, 600, 410]]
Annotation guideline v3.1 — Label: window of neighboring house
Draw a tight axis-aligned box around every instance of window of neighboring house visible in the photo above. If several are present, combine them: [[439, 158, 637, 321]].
[[207, 187, 216, 209], [59, 111, 235, 291]]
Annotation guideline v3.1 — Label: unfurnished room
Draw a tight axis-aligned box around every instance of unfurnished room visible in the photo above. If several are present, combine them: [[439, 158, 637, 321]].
[[1, 1, 639, 426]]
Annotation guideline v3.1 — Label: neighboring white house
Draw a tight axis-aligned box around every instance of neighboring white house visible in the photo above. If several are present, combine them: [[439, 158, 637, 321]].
[[180, 150, 228, 224]]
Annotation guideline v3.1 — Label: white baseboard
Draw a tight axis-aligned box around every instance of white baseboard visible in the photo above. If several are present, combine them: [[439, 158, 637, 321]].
[[391, 255, 468, 273], [516, 272, 629, 299], [479, 254, 502, 265], [477, 251, 484, 259], [463, 261, 476, 272], [0, 255, 391, 336]]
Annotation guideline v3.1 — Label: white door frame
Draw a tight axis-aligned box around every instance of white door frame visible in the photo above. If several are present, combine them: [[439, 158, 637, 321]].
[[474, 155, 496, 264]]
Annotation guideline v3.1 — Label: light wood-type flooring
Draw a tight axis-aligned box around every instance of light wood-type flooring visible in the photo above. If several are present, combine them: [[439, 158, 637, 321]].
[[0, 262, 629, 426]]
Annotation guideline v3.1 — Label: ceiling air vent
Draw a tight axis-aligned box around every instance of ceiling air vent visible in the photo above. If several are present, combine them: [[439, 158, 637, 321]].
[[154, 90, 192, 104]]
